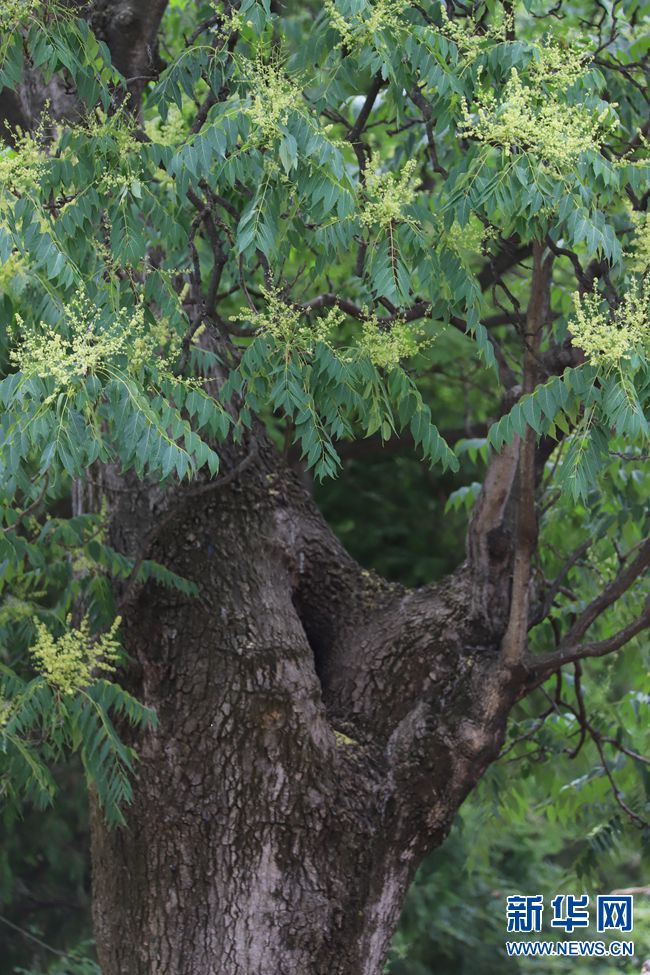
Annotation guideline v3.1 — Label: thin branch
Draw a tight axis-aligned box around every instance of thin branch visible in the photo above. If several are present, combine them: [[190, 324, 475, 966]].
[[3, 474, 49, 534], [408, 87, 448, 177], [347, 73, 384, 175], [591, 730, 648, 829], [0, 913, 70, 959], [530, 540, 592, 626], [526, 594, 650, 678], [478, 238, 533, 292], [567, 661, 587, 758], [564, 538, 650, 645]]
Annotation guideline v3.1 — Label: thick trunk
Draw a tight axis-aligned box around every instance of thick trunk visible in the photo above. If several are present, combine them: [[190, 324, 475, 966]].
[[89, 442, 522, 975]]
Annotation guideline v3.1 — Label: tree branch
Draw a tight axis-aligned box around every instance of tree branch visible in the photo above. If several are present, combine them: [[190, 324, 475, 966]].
[[565, 538, 650, 645], [501, 242, 553, 665], [527, 596, 650, 677], [347, 73, 384, 176]]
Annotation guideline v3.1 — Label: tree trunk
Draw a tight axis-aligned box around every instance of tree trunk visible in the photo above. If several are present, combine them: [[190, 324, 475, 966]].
[[89, 438, 524, 975]]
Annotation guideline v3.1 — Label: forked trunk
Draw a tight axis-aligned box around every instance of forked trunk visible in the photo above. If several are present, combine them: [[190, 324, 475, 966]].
[[89, 446, 522, 975]]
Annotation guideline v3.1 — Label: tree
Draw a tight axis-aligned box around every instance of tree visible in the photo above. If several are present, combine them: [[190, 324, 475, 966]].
[[0, 0, 648, 973]]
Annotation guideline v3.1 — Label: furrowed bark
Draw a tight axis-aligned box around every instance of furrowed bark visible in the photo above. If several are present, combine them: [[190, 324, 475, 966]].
[[85, 424, 527, 975]]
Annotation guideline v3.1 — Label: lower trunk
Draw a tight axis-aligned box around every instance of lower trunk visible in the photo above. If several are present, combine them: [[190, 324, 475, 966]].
[[92, 756, 421, 975], [89, 450, 521, 975]]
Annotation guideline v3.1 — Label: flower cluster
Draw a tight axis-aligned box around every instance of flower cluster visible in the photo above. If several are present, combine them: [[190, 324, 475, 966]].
[[0, 253, 26, 294], [30, 615, 122, 695], [360, 159, 418, 229], [208, 1, 249, 39], [0, 128, 47, 205], [144, 103, 189, 147], [244, 56, 304, 144], [359, 316, 426, 367], [0, 0, 42, 30], [11, 293, 151, 393], [0, 697, 10, 729], [242, 287, 344, 352], [629, 212, 650, 274], [526, 41, 586, 89], [443, 215, 496, 262], [569, 280, 650, 369], [436, 2, 512, 64], [460, 64, 615, 174], [242, 288, 430, 367], [324, 0, 407, 49]]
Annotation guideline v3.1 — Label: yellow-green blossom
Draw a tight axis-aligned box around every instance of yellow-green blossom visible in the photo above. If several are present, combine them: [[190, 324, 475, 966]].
[[209, 1, 245, 37], [0, 697, 11, 729], [324, 0, 407, 49], [359, 316, 426, 367], [628, 212, 650, 274], [144, 103, 190, 147], [30, 615, 122, 695], [240, 287, 344, 351], [361, 159, 418, 229], [0, 128, 47, 203], [244, 56, 304, 144], [63, 108, 143, 197], [436, 2, 512, 64], [0, 253, 26, 293], [11, 294, 151, 392], [443, 215, 495, 264], [241, 288, 428, 366], [569, 280, 650, 368], [460, 64, 615, 174], [0, 0, 42, 31]]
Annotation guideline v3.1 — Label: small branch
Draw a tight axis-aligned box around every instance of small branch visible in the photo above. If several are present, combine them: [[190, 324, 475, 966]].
[[3, 474, 49, 534], [528, 598, 650, 676], [0, 913, 70, 959], [478, 238, 533, 292], [530, 539, 592, 626], [563, 538, 650, 646], [567, 661, 587, 758], [299, 292, 432, 325], [348, 74, 384, 143], [239, 255, 257, 312], [591, 731, 648, 829], [347, 73, 384, 177], [408, 87, 448, 177], [188, 12, 223, 45], [498, 704, 555, 759]]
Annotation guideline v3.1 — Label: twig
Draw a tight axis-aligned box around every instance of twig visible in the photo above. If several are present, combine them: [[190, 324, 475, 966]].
[[0, 913, 71, 959], [3, 474, 49, 534]]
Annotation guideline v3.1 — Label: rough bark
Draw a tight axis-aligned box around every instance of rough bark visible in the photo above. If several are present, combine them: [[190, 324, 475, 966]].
[[84, 428, 525, 975]]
